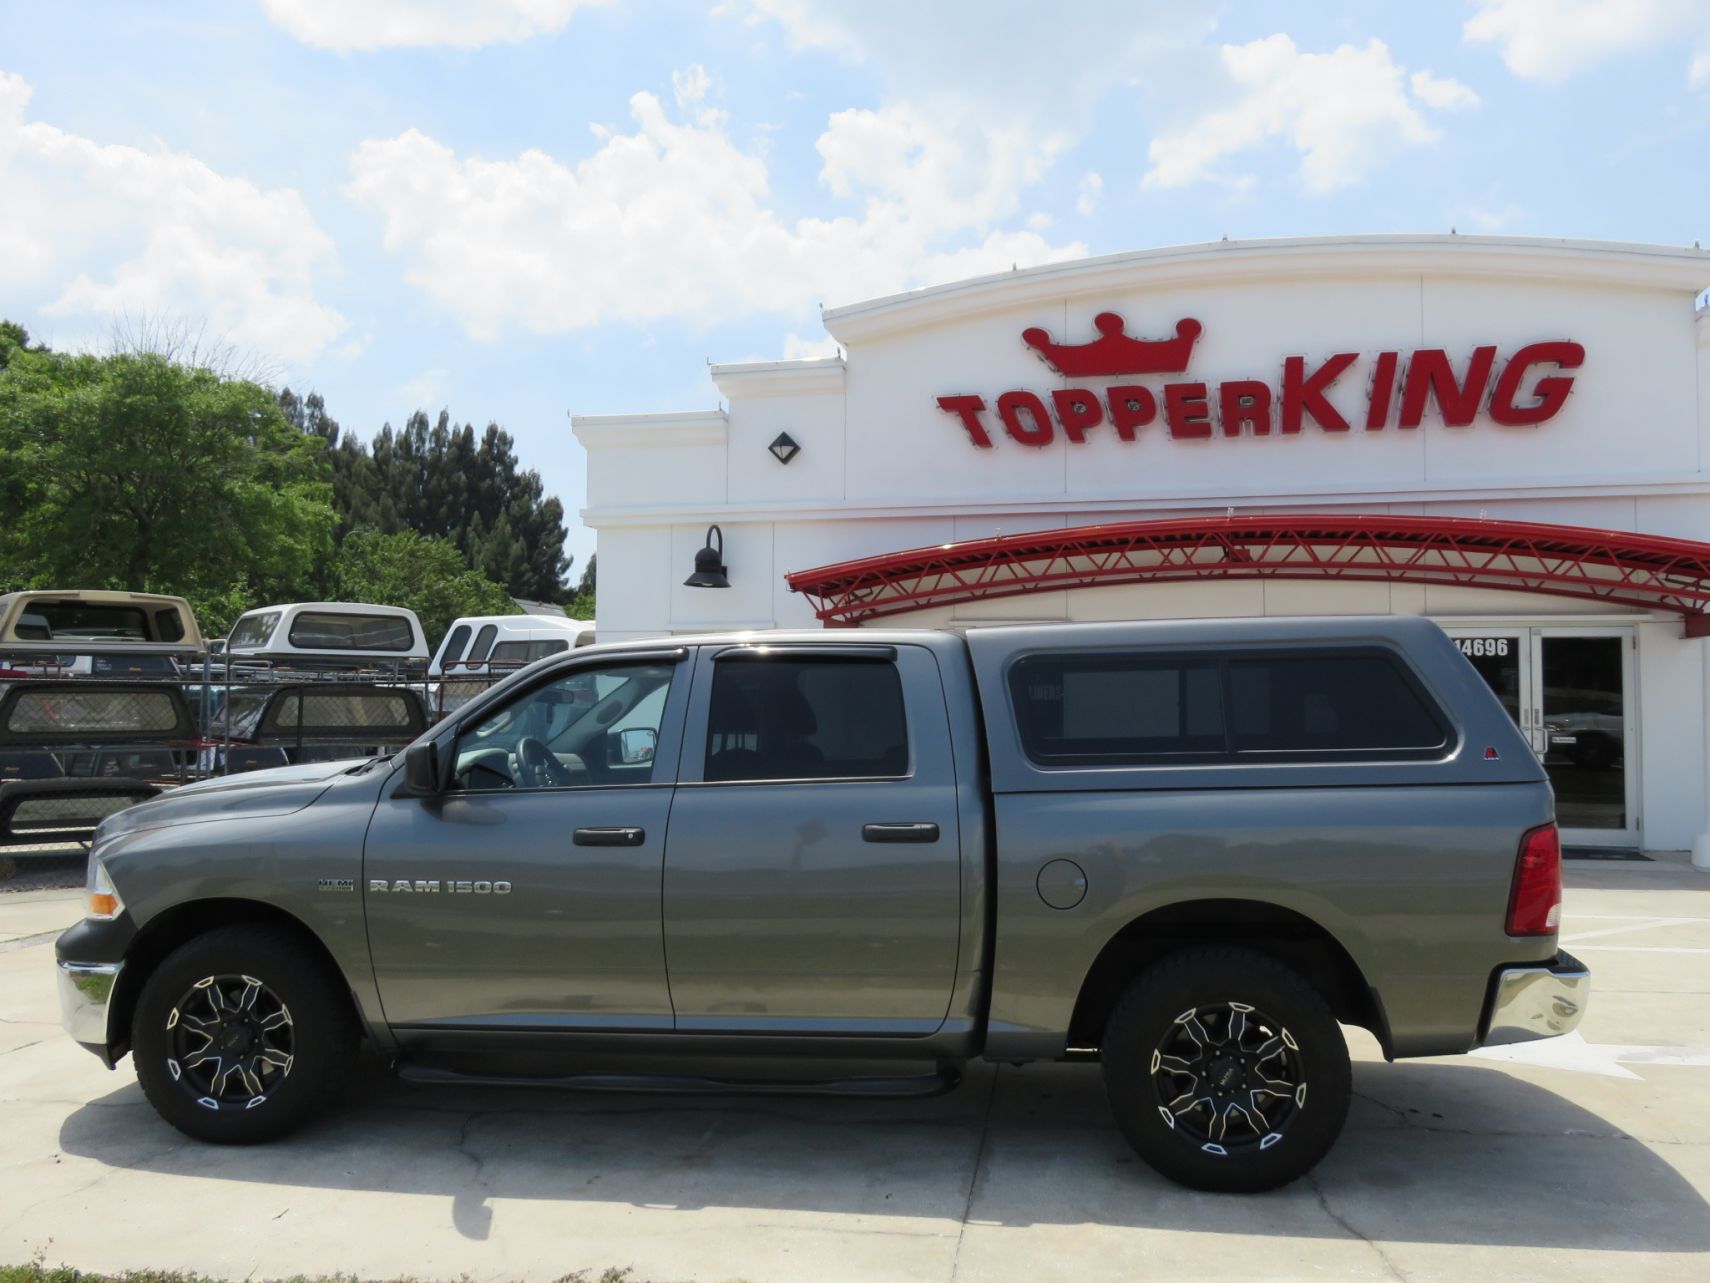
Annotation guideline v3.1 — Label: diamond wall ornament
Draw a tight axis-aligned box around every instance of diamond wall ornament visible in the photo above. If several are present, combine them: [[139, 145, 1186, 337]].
[[768, 432, 801, 465]]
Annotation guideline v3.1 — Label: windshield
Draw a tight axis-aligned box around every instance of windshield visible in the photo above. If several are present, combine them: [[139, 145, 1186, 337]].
[[228, 611, 281, 650]]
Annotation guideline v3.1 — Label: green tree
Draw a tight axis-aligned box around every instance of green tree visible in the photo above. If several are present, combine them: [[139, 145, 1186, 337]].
[[0, 339, 335, 628], [281, 390, 573, 602], [565, 552, 595, 619], [0, 321, 39, 371], [330, 528, 516, 648]]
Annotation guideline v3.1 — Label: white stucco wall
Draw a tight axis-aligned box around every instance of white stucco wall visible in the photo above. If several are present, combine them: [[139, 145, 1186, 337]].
[[573, 234, 1710, 849]]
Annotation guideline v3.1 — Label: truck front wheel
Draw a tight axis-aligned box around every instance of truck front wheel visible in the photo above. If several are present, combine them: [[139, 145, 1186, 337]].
[[1100, 946, 1351, 1192], [131, 925, 356, 1144]]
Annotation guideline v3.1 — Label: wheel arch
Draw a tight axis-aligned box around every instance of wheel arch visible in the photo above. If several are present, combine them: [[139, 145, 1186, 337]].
[[1067, 898, 1392, 1057], [110, 898, 367, 1062]]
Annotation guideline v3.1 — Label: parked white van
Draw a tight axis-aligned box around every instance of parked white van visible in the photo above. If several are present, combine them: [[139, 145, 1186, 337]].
[[225, 602, 429, 667], [428, 613, 593, 678]]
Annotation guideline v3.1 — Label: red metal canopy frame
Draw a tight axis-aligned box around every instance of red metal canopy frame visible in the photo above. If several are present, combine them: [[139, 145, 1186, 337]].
[[785, 514, 1710, 635]]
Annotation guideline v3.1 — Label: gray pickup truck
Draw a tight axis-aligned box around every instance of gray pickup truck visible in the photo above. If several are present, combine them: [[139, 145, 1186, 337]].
[[56, 617, 1588, 1192]]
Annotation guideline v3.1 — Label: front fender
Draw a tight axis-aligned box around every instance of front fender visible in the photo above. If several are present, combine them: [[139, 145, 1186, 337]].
[[94, 765, 393, 1051]]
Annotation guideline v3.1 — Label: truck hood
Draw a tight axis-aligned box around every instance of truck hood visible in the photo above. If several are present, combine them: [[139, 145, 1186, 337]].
[[97, 756, 377, 838]]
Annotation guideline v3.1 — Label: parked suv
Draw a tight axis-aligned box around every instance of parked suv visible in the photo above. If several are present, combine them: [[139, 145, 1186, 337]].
[[55, 617, 1585, 1191]]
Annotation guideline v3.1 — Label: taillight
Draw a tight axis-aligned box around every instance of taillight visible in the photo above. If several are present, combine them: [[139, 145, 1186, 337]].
[[1507, 823, 1562, 936]]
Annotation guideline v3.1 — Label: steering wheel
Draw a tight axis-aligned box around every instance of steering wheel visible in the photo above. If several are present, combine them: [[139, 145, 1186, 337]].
[[516, 736, 571, 788]]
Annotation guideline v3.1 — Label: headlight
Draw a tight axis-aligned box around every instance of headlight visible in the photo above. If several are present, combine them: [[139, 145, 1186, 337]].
[[86, 856, 124, 921]]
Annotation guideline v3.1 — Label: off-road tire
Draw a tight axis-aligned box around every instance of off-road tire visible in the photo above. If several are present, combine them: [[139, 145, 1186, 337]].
[[1101, 946, 1351, 1193], [132, 925, 356, 1144]]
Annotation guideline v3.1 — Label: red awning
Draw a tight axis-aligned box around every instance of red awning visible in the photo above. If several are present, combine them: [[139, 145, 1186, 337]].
[[785, 514, 1710, 635]]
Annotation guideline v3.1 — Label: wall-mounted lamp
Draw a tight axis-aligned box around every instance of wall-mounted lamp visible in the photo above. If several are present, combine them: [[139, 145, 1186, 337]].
[[684, 524, 730, 588], [768, 432, 801, 465]]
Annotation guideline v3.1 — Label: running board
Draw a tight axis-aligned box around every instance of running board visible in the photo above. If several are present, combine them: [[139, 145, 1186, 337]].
[[395, 1061, 963, 1099]]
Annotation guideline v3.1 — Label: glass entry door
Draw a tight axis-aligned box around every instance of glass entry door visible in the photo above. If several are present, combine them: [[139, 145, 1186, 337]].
[[1447, 627, 1637, 846]]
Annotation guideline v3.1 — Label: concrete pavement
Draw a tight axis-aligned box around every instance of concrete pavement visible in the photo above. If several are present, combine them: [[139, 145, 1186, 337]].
[[3, 865, 1709, 1282]]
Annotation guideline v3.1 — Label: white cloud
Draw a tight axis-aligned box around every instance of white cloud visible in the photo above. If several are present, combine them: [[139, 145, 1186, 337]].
[[1411, 70, 1481, 110], [0, 69, 345, 364], [1464, 0, 1707, 83], [346, 82, 1082, 338], [1076, 171, 1104, 216], [260, 0, 608, 52], [1143, 36, 1476, 194], [781, 332, 840, 359], [672, 64, 714, 111], [737, 0, 1211, 122], [729, 2, 1210, 250], [1451, 199, 1528, 231], [1690, 50, 1710, 90], [399, 366, 448, 408], [816, 103, 1062, 236]]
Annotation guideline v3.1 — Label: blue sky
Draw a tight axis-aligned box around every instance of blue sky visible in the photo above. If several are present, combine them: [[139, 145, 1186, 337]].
[[4, 1, 1709, 577]]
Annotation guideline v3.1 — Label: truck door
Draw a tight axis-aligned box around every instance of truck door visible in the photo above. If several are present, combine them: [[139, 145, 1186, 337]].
[[363, 650, 690, 1037], [662, 643, 963, 1034]]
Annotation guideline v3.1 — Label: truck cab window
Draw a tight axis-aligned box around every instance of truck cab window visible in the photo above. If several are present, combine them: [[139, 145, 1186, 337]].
[[704, 659, 908, 782], [449, 662, 676, 791]]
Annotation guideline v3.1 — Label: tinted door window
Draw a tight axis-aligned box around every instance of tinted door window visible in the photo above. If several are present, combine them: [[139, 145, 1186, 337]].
[[704, 658, 908, 782], [452, 662, 676, 790]]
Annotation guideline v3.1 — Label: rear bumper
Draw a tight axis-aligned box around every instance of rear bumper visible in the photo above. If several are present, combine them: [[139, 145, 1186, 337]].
[[1480, 950, 1589, 1047], [57, 959, 122, 1066]]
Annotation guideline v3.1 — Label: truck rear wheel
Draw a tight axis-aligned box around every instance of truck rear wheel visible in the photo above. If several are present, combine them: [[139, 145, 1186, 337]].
[[1100, 946, 1351, 1192], [131, 925, 356, 1144]]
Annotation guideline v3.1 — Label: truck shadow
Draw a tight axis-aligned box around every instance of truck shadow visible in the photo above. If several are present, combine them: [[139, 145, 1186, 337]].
[[58, 1055, 1710, 1251]]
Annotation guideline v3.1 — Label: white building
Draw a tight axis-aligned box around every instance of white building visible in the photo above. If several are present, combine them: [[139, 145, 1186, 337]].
[[573, 235, 1710, 855]]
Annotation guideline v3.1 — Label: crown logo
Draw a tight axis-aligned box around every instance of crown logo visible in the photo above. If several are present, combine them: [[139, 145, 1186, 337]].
[[1022, 312, 1203, 378]]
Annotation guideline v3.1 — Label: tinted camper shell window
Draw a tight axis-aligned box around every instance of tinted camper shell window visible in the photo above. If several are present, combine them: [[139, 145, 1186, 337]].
[[1009, 647, 1450, 767]]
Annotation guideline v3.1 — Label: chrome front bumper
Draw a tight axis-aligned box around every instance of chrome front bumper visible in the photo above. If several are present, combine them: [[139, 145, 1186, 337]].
[[1482, 950, 1589, 1046], [57, 959, 122, 1060]]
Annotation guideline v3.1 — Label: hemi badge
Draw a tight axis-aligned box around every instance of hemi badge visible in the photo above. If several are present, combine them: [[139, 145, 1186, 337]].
[[318, 878, 355, 893]]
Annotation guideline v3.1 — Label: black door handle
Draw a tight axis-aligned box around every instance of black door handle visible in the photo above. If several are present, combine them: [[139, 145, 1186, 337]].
[[574, 826, 645, 847], [862, 822, 940, 844]]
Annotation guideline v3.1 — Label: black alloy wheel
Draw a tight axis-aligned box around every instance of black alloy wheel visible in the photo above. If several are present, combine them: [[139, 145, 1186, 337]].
[[165, 974, 296, 1111], [1149, 1000, 1305, 1156], [1101, 946, 1351, 1192], [132, 925, 356, 1144]]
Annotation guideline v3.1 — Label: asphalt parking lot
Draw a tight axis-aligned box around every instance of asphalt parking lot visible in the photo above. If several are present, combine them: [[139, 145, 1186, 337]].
[[3, 858, 1709, 1283]]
